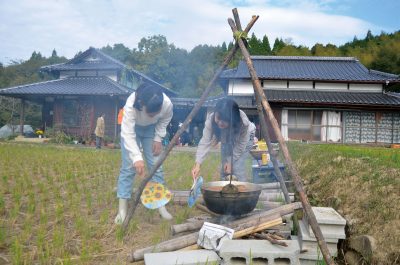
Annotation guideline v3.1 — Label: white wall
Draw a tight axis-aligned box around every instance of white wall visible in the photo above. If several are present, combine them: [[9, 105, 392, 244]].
[[98, 70, 117, 81], [349, 83, 382, 92], [228, 79, 383, 95], [60, 71, 75, 78], [228, 80, 253, 94], [289, 81, 313, 89], [315, 82, 347, 90], [264, 80, 287, 89]]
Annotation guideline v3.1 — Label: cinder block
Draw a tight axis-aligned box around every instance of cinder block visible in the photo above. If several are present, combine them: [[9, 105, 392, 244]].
[[144, 250, 220, 265], [219, 239, 300, 265], [298, 258, 323, 265], [297, 221, 339, 257], [298, 251, 326, 262], [293, 235, 337, 258], [303, 207, 346, 239]]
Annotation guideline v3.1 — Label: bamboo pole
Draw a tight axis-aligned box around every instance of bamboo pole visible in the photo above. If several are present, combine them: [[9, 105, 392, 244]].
[[122, 15, 260, 232], [232, 8, 291, 204], [227, 15, 335, 265]]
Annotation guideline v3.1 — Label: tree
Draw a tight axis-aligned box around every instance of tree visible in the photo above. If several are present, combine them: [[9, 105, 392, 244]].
[[365, 30, 373, 41], [261, 35, 272, 55], [311, 43, 340, 56], [272, 38, 285, 54], [221, 42, 227, 52], [248, 33, 262, 55]]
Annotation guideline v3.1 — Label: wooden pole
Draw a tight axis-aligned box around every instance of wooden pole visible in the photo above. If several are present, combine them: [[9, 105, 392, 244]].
[[122, 15, 260, 232], [227, 15, 335, 265], [232, 8, 291, 205]]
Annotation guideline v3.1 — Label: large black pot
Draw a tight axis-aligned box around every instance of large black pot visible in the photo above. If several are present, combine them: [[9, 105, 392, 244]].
[[201, 181, 263, 216]]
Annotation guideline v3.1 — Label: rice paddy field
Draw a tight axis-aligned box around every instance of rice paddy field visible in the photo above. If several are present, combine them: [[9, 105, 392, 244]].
[[0, 141, 399, 264]]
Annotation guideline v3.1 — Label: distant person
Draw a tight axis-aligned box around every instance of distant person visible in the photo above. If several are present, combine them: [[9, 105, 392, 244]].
[[191, 98, 255, 182], [192, 125, 201, 145], [94, 114, 105, 149], [117, 107, 124, 134], [115, 83, 174, 224]]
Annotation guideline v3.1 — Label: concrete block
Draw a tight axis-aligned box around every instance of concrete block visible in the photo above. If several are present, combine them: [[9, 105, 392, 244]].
[[298, 251, 326, 262], [303, 207, 345, 227], [302, 207, 346, 239], [144, 250, 220, 265], [219, 239, 300, 265], [297, 222, 338, 256], [298, 258, 324, 265]]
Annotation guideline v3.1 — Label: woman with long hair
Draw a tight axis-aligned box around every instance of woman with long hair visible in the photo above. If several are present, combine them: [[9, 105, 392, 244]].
[[115, 83, 173, 224], [191, 98, 256, 182]]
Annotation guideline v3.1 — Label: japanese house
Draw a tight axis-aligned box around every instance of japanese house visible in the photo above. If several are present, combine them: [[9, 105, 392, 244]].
[[0, 47, 177, 141], [219, 56, 400, 144]]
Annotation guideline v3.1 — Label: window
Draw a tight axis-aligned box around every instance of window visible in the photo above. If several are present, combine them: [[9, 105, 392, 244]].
[[62, 100, 79, 126], [287, 110, 322, 141], [286, 110, 342, 141], [344, 111, 400, 144]]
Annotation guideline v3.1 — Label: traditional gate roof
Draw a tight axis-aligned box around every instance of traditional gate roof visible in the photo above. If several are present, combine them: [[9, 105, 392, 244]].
[[221, 56, 400, 84], [0, 76, 131, 97]]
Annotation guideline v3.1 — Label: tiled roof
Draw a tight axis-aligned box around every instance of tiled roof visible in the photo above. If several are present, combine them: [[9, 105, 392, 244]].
[[41, 47, 124, 71], [0, 76, 131, 96], [231, 90, 400, 107], [40, 47, 177, 97], [220, 56, 400, 83]]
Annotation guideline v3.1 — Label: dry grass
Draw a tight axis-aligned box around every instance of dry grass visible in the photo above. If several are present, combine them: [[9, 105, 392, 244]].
[[0, 142, 220, 264], [289, 142, 400, 265]]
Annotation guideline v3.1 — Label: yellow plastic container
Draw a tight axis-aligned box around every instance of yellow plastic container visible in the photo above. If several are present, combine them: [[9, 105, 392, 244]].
[[261, 153, 270, 165], [257, 141, 267, 151]]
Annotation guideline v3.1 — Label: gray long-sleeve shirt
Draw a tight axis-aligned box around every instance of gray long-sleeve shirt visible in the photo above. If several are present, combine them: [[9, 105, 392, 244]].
[[195, 110, 256, 164]]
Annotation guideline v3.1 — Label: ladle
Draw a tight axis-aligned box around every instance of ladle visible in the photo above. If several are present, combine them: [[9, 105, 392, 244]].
[[221, 174, 239, 194]]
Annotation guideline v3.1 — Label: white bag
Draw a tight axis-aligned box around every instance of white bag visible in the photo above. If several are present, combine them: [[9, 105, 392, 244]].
[[197, 222, 234, 251]]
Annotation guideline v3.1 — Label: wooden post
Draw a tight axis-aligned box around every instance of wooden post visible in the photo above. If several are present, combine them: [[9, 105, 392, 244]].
[[232, 8, 290, 205], [121, 15, 259, 232], [19, 98, 25, 135], [227, 13, 335, 265]]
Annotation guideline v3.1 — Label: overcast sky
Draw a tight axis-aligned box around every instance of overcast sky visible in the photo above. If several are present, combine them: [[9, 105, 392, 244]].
[[0, 0, 399, 64]]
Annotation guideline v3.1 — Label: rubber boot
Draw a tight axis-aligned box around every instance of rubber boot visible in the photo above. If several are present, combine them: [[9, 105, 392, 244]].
[[114, 198, 128, 224], [158, 206, 173, 220]]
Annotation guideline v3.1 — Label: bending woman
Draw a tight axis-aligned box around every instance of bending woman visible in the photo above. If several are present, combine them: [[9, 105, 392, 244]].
[[191, 98, 255, 182], [115, 83, 173, 224]]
